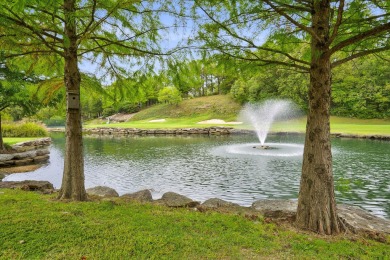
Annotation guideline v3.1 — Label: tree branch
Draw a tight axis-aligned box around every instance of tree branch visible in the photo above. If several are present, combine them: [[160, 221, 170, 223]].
[[4, 51, 56, 59], [330, 22, 390, 55], [331, 46, 390, 68], [328, 0, 344, 46], [195, 2, 309, 67], [262, 0, 321, 42], [215, 48, 309, 72]]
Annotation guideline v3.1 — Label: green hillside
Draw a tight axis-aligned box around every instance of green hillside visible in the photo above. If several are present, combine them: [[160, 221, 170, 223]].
[[85, 95, 390, 136], [132, 95, 241, 121]]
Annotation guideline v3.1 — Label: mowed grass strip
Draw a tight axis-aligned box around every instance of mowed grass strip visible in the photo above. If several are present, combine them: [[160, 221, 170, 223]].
[[3, 137, 38, 146], [85, 95, 390, 136], [0, 189, 389, 259]]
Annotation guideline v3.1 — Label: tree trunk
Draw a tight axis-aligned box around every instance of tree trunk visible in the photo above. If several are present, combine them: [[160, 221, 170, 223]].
[[296, 1, 342, 234], [57, 0, 87, 201], [0, 113, 4, 151]]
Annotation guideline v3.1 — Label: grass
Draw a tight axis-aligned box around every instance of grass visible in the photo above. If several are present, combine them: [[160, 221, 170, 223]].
[[85, 95, 243, 129], [3, 137, 38, 146], [271, 116, 390, 135], [132, 95, 242, 121], [85, 95, 390, 136], [2, 122, 48, 138], [0, 189, 389, 259]]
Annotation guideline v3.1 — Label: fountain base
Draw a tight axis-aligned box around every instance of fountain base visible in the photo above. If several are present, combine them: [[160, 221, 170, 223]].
[[253, 145, 274, 150]]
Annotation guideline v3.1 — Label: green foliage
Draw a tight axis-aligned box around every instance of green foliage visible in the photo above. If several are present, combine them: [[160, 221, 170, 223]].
[[331, 56, 390, 119], [158, 86, 182, 105], [102, 107, 117, 118], [117, 102, 140, 114], [129, 95, 241, 122], [0, 74, 38, 115], [0, 189, 389, 259], [43, 116, 65, 127], [2, 122, 48, 137], [230, 67, 309, 111]]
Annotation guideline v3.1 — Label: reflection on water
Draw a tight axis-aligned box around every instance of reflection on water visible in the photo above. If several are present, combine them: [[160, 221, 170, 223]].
[[5, 133, 390, 218]]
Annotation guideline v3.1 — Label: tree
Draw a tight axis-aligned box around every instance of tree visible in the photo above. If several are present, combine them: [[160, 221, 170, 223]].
[[0, 0, 173, 200], [0, 62, 39, 151], [194, 0, 390, 234], [158, 86, 182, 105]]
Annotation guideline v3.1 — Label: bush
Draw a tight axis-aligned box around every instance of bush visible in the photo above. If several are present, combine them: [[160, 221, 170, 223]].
[[43, 116, 65, 127], [158, 87, 182, 105], [102, 107, 117, 117], [118, 102, 140, 114], [2, 122, 48, 137]]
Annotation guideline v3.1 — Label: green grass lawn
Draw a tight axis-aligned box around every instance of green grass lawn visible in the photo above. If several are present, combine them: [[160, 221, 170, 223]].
[[3, 137, 38, 146], [271, 117, 390, 135], [84, 95, 390, 136], [0, 189, 388, 259], [85, 116, 390, 136]]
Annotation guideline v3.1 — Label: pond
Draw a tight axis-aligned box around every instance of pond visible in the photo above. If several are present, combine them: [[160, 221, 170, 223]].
[[5, 133, 390, 219]]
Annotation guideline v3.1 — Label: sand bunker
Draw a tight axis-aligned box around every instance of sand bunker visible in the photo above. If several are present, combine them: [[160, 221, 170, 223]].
[[149, 119, 166, 123], [197, 119, 242, 125]]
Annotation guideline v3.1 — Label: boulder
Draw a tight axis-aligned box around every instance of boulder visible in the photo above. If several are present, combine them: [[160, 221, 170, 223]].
[[0, 154, 14, 162], [338, 204, 390, 234], [160, 192, 199, 207], [86, 186, 119, 197], [251, 199, 390, 234], [0, 180, 54, 192], [201, 198, 240, 209], [121, 189, 153, 202], [14, 158, 34, 166], [251, 199, 297, 219], [33, 155, 50, 163]]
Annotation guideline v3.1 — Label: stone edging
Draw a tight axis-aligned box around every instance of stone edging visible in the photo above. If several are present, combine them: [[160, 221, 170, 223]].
[[83, 127, 233, 136], [83, 185, 390, 235], [48, 127, 390, 141], [0, 138, 51, 168]]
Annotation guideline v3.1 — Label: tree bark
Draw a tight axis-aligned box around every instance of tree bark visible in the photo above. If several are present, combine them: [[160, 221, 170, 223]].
[[0, 113, 4, 151], [296, 1, 342, 234], [57, 0, 87, 201]]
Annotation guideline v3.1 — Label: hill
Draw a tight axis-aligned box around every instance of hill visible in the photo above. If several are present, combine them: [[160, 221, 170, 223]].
[[131, 95, 242, 122]]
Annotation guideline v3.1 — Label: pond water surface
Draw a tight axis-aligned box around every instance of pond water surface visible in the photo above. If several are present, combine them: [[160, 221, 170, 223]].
[[5, 133, 390, 218]]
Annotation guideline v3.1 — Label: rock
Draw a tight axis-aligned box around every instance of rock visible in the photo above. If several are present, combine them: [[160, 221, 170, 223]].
[[11, 138, 51, 153], [14, 158, 34, 166], [201, 198, 240, 209], [338, 204, 390, 234], [36, 149, 50, 156], [86, 186, 119, 197], [33, 155, 50, 163], [0, 164, 44, 174], [0, 154, 14, 162], [0, 180, 54, 191], [121, 189, 153, 202], [160, 192, 199, 207], [0, 173, 5, 181], [251, 199, 390, 234], [251, 199, 297, 219]]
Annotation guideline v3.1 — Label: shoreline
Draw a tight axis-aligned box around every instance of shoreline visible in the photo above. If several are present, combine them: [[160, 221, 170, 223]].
[[48, 126, 390, 141]]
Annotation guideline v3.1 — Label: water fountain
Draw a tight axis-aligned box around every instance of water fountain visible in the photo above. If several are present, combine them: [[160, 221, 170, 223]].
[[241, 100, 297, 146], [222, 99, 303, 157]]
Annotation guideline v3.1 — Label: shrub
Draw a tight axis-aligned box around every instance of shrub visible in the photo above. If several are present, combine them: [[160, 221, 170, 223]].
[[118, 102, 140, 114], [102, 107, 116, 117], [158, 87, 182, 105], [43, 116, 65, 127], [2, 122, 48, 137]]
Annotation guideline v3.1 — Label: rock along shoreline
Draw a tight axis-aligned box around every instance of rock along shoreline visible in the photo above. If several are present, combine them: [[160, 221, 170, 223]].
[[0, 138, 51, 170], [48, 127, 390, 141], [0, 182, 389, 237]]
